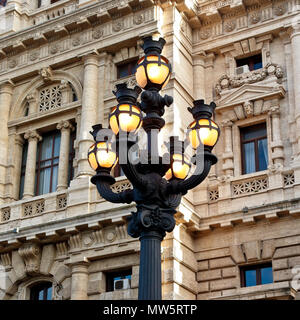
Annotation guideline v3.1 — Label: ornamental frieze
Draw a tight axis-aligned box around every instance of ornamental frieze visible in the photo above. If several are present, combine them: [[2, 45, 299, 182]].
[[0, 6, 155, 76]]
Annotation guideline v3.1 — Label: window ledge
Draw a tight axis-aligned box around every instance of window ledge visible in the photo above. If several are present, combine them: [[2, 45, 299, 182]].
[[212, 282, 296, 300]]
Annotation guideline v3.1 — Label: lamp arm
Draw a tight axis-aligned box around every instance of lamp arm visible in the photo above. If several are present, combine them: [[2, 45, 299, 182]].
[[95, 179, 134, 204], [167, 152, 217, 195], [120, 162, 147, 191]]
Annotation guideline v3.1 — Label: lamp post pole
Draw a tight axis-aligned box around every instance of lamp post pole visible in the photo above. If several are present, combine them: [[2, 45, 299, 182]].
[[88, 36, 220, 300]]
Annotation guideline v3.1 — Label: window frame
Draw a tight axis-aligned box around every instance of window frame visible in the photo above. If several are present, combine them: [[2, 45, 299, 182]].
[[106, 269, 132, 292], [240, 263, 273, 287], [236, 53, 263, 72], [240, 123, 268, 175], [30, 282, 53, 300], [35, 130, 61, 196], [116, 59, 138, 79]]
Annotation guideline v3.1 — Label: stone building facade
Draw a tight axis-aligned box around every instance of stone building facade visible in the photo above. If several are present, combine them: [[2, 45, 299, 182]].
[[0, 0, 299, 300]]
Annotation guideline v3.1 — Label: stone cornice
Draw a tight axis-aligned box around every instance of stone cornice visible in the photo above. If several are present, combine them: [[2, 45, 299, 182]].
[[0, 0, 155, 58], [0, 5, 157, 81]]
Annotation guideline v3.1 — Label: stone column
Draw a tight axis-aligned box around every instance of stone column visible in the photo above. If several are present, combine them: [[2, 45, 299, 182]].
[[205, 53, 215, 103], [77, 53, 99, 177], [222, 119, 234, 176], [13, 135, 24, 200], [269, 105, 284, 166], [26, 92, 37, 115], [0, 81, 14, 203], [97, 53, 108, 124], [279, 31, 297, 158], [290, 23, 300, 157], [23, 130, 42, 199], [56, 120, 74, 191], [70, 262, 89, 300], [192, 53, 206, 100]]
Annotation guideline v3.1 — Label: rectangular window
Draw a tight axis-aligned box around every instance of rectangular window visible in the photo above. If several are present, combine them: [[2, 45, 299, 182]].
[[240, 263, 273, 287], [241, 123, 268, 175], [35, 131, 61, 196], [106, 269, 132, 292], [117, 60, 138, 79], [236, 53, 263, 72], [68, 129, 76, 185], [19, 142, 28, 199]]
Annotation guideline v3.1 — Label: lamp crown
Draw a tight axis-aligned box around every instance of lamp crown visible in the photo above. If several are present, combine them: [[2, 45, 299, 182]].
[[188, 99, 216, 120], [141, 36, 166, 55], [113, 83, 141, 104], [90, 124, 103, 142]]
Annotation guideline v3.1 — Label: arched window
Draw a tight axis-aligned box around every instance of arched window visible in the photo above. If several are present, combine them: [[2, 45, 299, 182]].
[[30, 282, 53, 300]]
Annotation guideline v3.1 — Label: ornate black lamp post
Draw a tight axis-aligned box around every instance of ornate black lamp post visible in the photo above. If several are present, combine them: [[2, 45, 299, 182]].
[[88, 36, 220, 300]]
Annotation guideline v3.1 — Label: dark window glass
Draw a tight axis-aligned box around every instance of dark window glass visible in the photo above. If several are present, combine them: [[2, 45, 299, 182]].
[[236, 54, 263, 71], [30, 282, 52, 300], [241, 123, 268, 174], [106, 269, 132, 292], [68, 128, 76, 185], [19, 142, 28, 199], [241, 263, 273, 287], [51, 0, 61, 4], [37, 0, 42, 8], [0, 0, 7, 7], [35, 131, 61, 195], [117, 60, 138, 79]]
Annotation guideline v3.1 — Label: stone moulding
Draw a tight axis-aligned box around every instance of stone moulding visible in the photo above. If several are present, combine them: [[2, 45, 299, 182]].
[[215, 63, 284, 97]]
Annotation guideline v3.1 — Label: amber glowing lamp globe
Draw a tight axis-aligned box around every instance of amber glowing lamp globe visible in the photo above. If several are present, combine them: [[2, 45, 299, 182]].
[[136, 36, 172, 91]]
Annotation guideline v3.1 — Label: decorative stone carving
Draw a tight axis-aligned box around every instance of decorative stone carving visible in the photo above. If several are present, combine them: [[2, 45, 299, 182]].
[[268, 163, 283, 175], [224, 21, 236, 33], [232, 177, 268, 196], [8, 59, 17, 69], [274, 4, 286, 16], [72, 37, 81, 47], [30, 51, 40, 61], [24, 130, 42, 142], [112, 21, 123, 32], [53, 280, 63, 300], [1, 208, 11, 222], [18, 243, 41, 274], [50, 43, 60, 55], [217, 175, 231, 184], [82, 232, 95, 247], [199, 29, 211, 40], [39, 85, 62, 112], [133, 13, 144, 25], [283, 172, 295, 186], [250, 12, 261, 24], [243, 101, 254, 117], [209, 189, 219, 201], [215, 63, 284, 96], [92, 28, 103, 39], [39, 67, 53, 83]]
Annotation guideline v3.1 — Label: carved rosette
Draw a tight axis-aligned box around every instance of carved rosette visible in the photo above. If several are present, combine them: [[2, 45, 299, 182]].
[[92, 28, 103, 40], [127, 205, 176, 239], [18, 243, 41, 275]]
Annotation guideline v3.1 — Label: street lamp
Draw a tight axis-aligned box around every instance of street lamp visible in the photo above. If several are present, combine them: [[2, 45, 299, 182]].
[[88, 36, 220, 300]]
